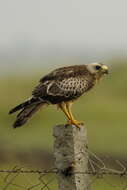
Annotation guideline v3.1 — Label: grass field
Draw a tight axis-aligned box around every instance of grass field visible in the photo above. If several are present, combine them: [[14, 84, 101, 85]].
[[0, 62, 127, 189], [1, 63, 127, 154]]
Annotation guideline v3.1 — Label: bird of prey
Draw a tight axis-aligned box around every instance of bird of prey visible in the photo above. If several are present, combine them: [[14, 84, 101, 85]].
[[9, 63, 108, 128]]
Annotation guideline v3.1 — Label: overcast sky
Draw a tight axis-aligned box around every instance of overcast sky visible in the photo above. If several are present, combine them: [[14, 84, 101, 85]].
[[0, 0, 127, 52]]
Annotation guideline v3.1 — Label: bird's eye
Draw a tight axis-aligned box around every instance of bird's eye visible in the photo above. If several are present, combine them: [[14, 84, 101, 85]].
[[95, 65, 101, 70]]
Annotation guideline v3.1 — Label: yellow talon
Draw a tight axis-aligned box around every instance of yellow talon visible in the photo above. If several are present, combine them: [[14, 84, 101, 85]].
[[67, 119, 84, 128], [58, 102, 84, 129]]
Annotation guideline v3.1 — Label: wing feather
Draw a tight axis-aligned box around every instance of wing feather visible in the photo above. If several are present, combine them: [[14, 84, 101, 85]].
[[32, 65, 92, 102], [40, 65, 88, 82]]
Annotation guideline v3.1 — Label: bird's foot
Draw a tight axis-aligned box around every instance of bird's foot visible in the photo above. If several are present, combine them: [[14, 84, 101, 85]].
[[67, 119, 84, 129]]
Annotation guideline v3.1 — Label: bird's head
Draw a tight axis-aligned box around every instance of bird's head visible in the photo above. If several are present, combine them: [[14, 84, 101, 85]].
[[86, 63, 109, 79]]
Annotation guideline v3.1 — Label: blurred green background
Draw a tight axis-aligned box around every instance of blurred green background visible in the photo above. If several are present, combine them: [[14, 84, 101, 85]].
[[3, 61, 127, 155], [1, 0, 127, 188], [1, 60, 127, 189]]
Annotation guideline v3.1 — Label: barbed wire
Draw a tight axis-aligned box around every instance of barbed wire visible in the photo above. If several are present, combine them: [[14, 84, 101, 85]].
[[0, 155, 127, 190], [0, 164, 127, 176]]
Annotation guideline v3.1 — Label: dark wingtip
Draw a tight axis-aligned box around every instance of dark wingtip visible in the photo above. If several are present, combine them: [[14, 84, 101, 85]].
[[9, 107, 20, 115], [9, 110, 13, 114], [13, 122, 21, 128], [13, 122, 22, 128], [13, 118, 27, 128]]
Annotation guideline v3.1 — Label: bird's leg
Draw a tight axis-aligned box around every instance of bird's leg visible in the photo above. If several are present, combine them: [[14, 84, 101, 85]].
[[66, 102, 84, 128], [58, 102, 72, 121]]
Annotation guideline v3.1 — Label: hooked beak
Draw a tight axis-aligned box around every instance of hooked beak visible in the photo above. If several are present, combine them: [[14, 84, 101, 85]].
[[103, 69, 109, 74], [102, 65, 109, 74]]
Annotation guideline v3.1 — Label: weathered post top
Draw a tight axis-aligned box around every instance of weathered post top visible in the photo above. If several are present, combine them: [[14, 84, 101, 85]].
[[53, 124, 90, 190]]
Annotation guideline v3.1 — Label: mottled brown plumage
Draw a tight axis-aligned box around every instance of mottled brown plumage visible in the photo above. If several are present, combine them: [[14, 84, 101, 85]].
[[33, 65, 96, 103], [9, 63, 108, 128]]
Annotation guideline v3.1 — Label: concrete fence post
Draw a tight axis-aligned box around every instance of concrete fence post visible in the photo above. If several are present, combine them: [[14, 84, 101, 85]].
[[53, 124, 91, 190]]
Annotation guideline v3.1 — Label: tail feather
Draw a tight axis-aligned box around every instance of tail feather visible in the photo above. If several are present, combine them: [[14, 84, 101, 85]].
[[9, 97, 46, 128], [9, 97, 40, 114], [13, 102, 45, 128]]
